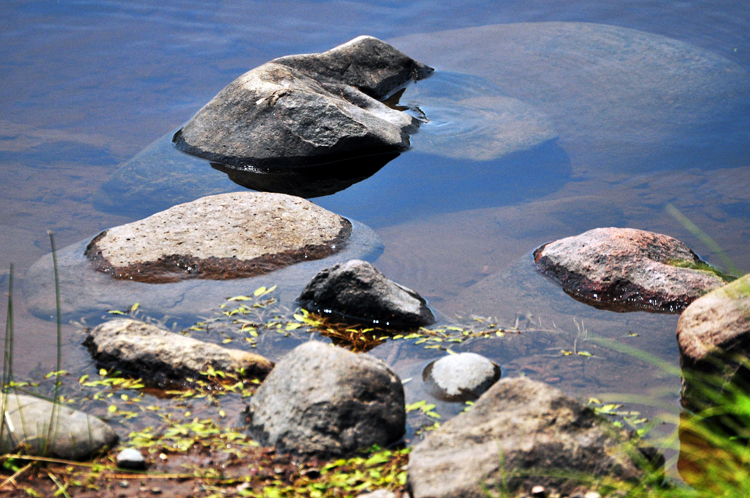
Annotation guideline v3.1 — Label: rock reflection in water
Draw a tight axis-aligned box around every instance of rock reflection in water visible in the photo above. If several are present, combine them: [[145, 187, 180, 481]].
[[210, 152, 398, 198]]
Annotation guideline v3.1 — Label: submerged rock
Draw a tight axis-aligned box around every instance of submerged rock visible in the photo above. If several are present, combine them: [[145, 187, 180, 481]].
[[392, 23, 750, 173], [0, 394, 117, 460], [422, 353, 501, 402], [677, 273, 750, 410], [85, 192, 350, 284], [399, 72, 557, 162], [534, 227, 727, 312], [246, 341, 405, 458], [94, 131, 244, 217], [174, 36, 433, 168], [85, 319, 274, 386], [298, 259, 435, 329], [408, 377, 663, 498]]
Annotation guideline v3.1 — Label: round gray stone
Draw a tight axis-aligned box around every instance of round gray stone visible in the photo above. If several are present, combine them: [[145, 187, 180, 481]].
[[116, 448, 146, 470], [422, 353, 501, 402]]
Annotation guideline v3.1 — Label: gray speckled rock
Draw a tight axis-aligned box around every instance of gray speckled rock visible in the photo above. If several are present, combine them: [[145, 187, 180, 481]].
[[298, 259, 435, 329], [534, 228, 727, 312], [116, 448, 146, 470], [85, 319, 274, 386], [408, 377, 662, 498], [677, 273, 750, 409], [0, 394, 117, 460], [422, 353, 501, 402], [86, 192, 350, 283], [246, 341, 405, 458], [174, 36, 433, 168]]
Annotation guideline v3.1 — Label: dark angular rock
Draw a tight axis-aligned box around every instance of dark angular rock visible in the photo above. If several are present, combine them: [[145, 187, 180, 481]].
[[85, 319, 274, 387], [422, 353, 501, 402], [174, 36, 433, 168], [408, 377, 663, 498], [0, 394, 118, 460], [534, 227, 727, 312], [298, 259, 435, 329], [246, 341, 405, 458], [677, 273, 750, 410]]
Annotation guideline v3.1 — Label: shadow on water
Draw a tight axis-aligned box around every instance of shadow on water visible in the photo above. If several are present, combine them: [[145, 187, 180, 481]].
[[316, 140, 571, 227], [210, 152, 399, 199]]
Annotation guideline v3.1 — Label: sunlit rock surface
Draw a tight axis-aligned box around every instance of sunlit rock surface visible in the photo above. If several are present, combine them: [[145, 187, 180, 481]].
[[408, 377, 663, 498], [22, 209, 382, 322], [86, 192, 350, 283], [534, 228, 726, 312], [422, 352, 501, 402], [86, 319, 274, 386], [246, 341, 405, 458], [174, 36, 432, 168], [677, 274, 750, 409]]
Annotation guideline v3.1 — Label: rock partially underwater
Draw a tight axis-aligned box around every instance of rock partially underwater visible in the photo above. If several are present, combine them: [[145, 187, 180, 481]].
[[246, 341, 405, 458], [85, 319, 274, 387], [22, 194, 383, 322], [174, 36, 433, 168], [298, 259, 435, 329], [0, 394, 118, 460], [534, 228, 727, 312], [86, 192, 350, 283]]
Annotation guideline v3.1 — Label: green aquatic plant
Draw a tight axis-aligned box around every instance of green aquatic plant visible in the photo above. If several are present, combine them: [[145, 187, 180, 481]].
[[667, 259, 737, 283]]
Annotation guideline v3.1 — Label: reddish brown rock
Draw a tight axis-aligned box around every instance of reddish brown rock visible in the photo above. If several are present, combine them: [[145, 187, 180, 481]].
[[677, 274, 750, 409], [534, 227, 727, 312]]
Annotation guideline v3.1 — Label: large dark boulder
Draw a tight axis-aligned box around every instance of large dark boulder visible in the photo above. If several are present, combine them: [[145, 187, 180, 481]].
[[246, 341, 405, 458], [408, 377, 663, 498], [534, 227, 727, 312], [677, 273, 750, 409], [174, 36, 433, 168], [298, 259, 435, 329]]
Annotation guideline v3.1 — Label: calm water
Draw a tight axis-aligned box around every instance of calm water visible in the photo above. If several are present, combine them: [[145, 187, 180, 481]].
[[1, 0, 750, 473]]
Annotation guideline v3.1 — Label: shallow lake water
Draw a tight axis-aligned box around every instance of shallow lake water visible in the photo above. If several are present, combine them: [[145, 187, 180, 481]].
[[1, 0, 749, 480]]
